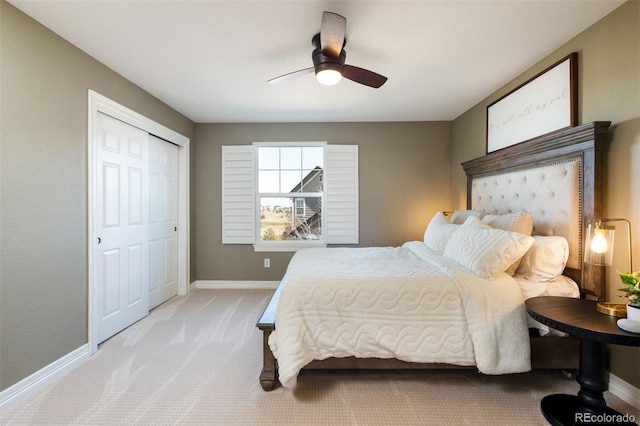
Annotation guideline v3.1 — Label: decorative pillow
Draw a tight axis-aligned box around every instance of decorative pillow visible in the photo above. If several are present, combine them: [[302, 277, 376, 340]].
[[450, 209, 486, 224], [423, 212, 459, 254], [516, 236, 569, 281], [481, 210, 533, 235], [443, 216, 535, 279], [482, 210, 534, 275]]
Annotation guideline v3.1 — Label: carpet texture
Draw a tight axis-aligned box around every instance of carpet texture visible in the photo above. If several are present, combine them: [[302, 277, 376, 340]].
[[1, 289, 638, 425]]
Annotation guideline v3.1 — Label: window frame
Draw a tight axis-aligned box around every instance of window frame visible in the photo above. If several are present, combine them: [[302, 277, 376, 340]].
[[253, 141, 327, 252]]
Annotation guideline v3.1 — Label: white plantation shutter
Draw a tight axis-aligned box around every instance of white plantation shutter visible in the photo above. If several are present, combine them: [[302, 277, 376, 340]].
[[221, 145, 255, 243], [325, 145, 359, 244]]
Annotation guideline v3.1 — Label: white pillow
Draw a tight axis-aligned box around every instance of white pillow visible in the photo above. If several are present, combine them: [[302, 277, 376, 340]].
[[450, 209, 486, 224], [423, 212, 459, 254], [482, 210, 533, 275], [443, 216, 535, 279], [516, 236, 569, 281]]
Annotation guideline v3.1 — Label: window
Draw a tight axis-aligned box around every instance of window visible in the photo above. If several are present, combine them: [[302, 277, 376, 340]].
[[222, 143, 358, 251], [294, 198, 305, 216], [257, 145, 324, 242]]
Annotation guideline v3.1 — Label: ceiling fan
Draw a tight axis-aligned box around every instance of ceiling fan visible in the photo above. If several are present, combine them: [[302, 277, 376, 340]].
[[267, 11, 388, 89]]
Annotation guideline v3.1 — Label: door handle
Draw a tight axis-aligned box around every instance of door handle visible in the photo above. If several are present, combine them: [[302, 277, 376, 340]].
[[97, 237, 101, 244]]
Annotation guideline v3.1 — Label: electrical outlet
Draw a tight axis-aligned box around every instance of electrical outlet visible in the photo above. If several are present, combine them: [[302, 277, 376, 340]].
[[264, 258, 270, 268]]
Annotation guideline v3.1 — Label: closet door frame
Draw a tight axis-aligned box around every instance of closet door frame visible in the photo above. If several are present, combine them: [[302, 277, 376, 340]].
[[87, 90, 190, 354]]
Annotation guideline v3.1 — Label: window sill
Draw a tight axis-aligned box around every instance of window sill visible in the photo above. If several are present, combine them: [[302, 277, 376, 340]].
[[253, 242, 327, 252]]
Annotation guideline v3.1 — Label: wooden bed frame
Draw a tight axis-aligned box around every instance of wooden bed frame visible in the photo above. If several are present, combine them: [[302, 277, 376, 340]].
[[256, 121, 611, 391]]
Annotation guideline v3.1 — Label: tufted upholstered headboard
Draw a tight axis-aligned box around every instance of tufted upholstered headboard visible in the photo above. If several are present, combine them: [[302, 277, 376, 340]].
[[461, 122, 610, 299], [470, 159, 581, 269]]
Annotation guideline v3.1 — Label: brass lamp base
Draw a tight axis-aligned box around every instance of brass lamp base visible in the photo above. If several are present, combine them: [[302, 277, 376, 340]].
[[596, 302, 627, 318]]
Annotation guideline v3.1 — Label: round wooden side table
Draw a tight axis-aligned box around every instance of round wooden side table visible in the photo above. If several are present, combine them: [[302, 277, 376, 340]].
[[526, 296, 639, 426]]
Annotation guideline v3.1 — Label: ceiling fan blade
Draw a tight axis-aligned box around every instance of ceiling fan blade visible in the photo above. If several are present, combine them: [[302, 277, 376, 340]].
[[342, 65, 388, 88], [320, 11, 346, 58], [267, 67, 315, 84]]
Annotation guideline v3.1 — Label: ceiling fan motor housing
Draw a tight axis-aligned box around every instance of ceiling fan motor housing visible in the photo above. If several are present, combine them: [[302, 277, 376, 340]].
[[313, 49, 346, 75], [311, 33, 346, 75]]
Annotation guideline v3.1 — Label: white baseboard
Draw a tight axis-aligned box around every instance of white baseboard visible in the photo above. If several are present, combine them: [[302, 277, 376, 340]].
[[607, 371, 640, 410], [0, 344, 89, 410], [193, 280, 279, 290]]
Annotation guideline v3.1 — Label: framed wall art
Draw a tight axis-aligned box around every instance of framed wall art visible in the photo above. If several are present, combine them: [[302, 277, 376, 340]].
[[486, 52, 577, 153]]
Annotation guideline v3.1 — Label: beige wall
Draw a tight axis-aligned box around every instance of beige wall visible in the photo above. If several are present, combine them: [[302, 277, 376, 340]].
[[194, 122, 451, 281], [0, 1, 195, 391], [451, 1, 640, 387]]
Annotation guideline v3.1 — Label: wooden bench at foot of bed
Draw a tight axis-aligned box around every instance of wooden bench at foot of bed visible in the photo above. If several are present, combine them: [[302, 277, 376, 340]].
[[255, 286, 579, 391]]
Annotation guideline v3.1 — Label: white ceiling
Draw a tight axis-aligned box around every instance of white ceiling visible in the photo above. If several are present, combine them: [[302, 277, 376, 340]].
[[9, 0, 624, 123]]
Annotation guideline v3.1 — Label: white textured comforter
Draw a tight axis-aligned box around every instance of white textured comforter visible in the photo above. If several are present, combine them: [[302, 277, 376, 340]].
[[268, 242, 531, 388]]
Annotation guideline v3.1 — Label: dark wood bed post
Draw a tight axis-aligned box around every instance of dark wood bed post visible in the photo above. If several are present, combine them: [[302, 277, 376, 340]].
[[461, 121, 611, 300]]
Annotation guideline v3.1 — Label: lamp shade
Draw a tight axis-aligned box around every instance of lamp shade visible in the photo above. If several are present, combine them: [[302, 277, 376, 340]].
[[584, 222, 615, 266]]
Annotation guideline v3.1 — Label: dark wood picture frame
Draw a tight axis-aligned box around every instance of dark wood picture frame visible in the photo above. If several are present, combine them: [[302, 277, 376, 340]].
[[486, 52, 578, 153]]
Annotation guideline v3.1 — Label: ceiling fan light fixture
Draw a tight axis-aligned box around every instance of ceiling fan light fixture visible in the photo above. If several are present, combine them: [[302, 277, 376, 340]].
[[313, 47, 345, 86], [316, 67, 342, 86]]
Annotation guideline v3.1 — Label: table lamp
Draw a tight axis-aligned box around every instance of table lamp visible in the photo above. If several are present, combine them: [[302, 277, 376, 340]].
[[584, 218, 633, 317]]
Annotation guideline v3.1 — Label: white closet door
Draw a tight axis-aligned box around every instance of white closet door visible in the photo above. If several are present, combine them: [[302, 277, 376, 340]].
[[95, 113, 149, 343], [148, 135, 179, 309]]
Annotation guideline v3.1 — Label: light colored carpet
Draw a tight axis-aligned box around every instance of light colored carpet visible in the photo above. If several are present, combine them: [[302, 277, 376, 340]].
[[1, 289, 638, 425]]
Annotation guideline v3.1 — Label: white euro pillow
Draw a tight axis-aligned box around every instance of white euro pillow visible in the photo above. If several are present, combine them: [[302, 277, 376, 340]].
[[443, 216, 535, 279], [516, 235, 569, 281], [423, 211, 459, 254]]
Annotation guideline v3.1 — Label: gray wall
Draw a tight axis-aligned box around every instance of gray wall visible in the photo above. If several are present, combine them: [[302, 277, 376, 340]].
[[0, 0, 195, 391], [194, 122, 451, 281], [451, 1, 640, 387]]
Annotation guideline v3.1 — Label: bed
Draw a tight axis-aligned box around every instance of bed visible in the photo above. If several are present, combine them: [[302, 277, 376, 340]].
[[256, 121, 611, 391]]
